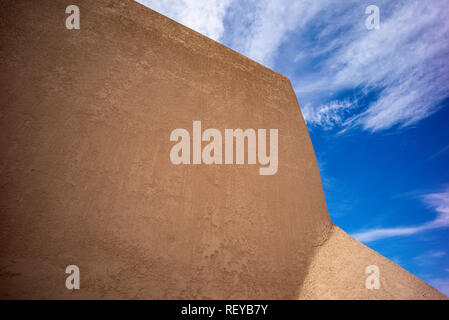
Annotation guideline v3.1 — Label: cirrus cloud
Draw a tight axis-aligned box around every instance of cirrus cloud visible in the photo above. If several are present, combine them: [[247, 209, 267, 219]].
[[353, 187, 449, 243]]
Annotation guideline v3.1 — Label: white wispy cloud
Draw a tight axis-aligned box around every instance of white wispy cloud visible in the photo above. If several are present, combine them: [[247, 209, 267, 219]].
[[354, 226, 422, 243], [429, 278, 449, 296], [301, 100, 355, 130], [339, 2, 449, 131], [413, 250, 446, 266], [431, 251, 446, 258], [353, 187, 449, 243], [296, 0, 449, 132], [427, 143, 449, 161], [136, 0, 232, 41]]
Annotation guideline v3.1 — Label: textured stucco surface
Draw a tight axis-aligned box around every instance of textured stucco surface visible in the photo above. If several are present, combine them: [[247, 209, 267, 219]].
[[0, 0, 446, 299], [299, 226, 445, 299]]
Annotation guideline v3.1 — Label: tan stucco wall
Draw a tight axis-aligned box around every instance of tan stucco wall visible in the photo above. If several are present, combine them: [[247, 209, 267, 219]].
[[0, 0, 445, 299]]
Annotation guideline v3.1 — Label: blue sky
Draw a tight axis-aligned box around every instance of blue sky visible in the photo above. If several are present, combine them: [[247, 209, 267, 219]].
[[137, 0, 449, 295]]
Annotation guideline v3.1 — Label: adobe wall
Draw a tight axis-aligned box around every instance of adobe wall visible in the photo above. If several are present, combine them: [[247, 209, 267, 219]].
[[0, 0, 445, 299]]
